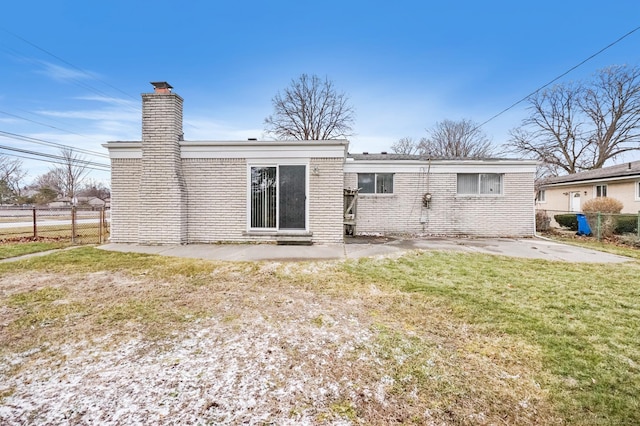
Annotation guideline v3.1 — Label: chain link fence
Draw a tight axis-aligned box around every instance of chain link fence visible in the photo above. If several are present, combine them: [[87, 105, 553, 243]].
[[0, 207, 110, 244], [537, 209, 640, 241]]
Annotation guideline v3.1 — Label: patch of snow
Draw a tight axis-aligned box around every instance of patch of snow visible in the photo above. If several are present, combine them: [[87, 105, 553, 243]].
[[1, 314, 375, 425]]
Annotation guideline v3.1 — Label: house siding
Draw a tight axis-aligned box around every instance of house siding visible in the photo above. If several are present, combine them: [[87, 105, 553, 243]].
[[309, 158, 344, 243], [179, 157, 344, 244], [110, 158, 141, 243], [183, 158, 247, 242], [345, 172, 535, 237]]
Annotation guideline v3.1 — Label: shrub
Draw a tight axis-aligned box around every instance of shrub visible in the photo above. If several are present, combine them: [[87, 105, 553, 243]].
[[582, 197, 623, 238], [554, 214, 578, 231], [582, 197, 623, 214], [535, 210, 551, 232], [615, 214, 639, 234]]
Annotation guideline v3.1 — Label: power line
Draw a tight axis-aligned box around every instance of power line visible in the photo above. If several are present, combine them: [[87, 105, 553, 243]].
[[0, 110, 110, 154], [0, 28, 199, 133], [0, 27, 140, 104], [0, 144, 110, 171], [0, 130, 109, 158], [0, 151, 110, 172], [476, 25, 640, 130]]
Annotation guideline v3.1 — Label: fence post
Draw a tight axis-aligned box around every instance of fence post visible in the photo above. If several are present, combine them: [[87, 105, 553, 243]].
[[32, 207, 37, 238], [596, 212, 602, 241], [637, 210, 640, 239], [99, 207, 104, 244], [71, 206, 76, 244]]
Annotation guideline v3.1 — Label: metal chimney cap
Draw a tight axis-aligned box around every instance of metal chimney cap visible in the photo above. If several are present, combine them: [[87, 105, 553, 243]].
[[150, 82, 173, 92]]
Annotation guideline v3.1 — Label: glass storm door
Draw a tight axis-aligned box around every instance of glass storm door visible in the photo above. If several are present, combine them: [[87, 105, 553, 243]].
[[250, 165, 306, 230], [278, 165, 306, 229]]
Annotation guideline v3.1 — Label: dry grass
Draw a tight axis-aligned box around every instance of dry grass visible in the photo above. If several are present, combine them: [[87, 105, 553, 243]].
[[1, 246, 637, 424]]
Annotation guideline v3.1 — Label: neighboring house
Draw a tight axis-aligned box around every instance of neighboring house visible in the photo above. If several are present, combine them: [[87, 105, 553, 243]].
[[537, 161, 640, 216], [104, 82, 537, 245]]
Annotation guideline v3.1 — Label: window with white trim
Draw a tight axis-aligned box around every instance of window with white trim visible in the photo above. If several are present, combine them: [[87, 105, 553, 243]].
[[457, 173, 502, 195], [636, 181, 640, 199], [595, 184, 607, 197], [537, 189, 546, 202], [358, 173, 394, 194]]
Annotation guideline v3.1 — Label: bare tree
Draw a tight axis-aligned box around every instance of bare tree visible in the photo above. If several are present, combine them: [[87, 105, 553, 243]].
[[80, 178, 110, 202], [0, 155, 27, 203], [264, 74, 355, 140], [419, 119, 495, 158], [390, 137, 421, 155], [580, 65, 640, 168], [52, 147, 90, 203], [508, 65, 640, 174], [32, 170, 64, 197]]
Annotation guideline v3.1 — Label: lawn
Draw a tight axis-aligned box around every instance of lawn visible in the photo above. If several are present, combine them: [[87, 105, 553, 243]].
[[0, 241, 72, 260], [0, 245, 638, 425]]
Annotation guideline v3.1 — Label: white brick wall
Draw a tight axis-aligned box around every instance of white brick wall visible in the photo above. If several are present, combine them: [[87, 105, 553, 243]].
[[183, 158, 247, 242], [309, 158, 344, 243], [110, 158, 141, 243], [138, 92, 187, 244], [344, 172, 535, 237]]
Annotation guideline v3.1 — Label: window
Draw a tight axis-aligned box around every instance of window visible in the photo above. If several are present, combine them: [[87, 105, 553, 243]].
[[637, 181, 640, 199], [457, 173, 502, 195], [358, 173, 394, 194], [595, 184, 607, 197], [537, 189, 546, 202]]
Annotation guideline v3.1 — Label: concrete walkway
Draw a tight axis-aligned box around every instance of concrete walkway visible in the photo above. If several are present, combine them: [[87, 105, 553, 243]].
[[97, 236, 633, 263]]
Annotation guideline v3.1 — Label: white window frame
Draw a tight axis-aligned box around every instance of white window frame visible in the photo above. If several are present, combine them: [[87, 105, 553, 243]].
[[246, 161, 309, 232], [594, 184, 608, 198], [457, 173, 503, 196], [537, 189, 546, 203], [357, 173, 394, 194]]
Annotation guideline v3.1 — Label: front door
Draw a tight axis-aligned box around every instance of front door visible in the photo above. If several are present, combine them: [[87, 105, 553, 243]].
[[570, 192, 581, 212]]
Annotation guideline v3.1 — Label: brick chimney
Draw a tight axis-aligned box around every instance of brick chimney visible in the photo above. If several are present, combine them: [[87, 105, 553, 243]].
[[139, 81, 187, 244]]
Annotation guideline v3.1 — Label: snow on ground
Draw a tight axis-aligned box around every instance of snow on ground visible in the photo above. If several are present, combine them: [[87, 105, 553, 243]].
[[1, 311, 378, 425]]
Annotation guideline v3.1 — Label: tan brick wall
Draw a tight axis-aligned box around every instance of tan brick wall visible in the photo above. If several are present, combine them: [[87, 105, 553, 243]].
[[309, 158, 344, 243], [344, 172, 535, 237], [109, 158, 141, 243]]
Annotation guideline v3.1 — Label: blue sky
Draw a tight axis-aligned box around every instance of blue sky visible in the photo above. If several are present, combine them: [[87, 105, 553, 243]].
[[1, 0, 639, 184]]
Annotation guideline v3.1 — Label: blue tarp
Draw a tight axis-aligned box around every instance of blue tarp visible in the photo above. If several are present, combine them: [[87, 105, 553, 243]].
[[576, 213, 592, 236]]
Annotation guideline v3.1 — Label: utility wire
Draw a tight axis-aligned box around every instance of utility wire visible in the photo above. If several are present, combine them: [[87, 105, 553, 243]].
[[1, 27, 139, 103], [0, 130, 109, 158], [0, 111, 110, 156], [0, 144, 110, 171], [477, 25, 640, 130], [0, 28, 199, 132], [0, 151, 109, 172]]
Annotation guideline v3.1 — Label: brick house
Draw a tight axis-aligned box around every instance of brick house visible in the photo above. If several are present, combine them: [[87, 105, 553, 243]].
[[104, 82, 537, 244]]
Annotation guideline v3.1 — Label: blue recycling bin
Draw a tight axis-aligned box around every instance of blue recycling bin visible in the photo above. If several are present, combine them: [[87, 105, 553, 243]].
[[576, 213, 592, 236]]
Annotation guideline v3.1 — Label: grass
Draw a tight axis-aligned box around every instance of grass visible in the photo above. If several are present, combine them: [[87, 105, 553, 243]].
[[0, 222, 107, 243], [0, 241, 72, 259], [346, 252, 640, 425], [0, 244, 639, 424]]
